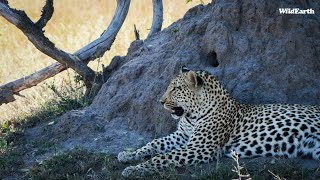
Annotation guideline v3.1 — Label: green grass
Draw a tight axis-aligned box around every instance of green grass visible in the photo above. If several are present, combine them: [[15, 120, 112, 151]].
[[21, 79, 89, 128], [26, 148, 235, 180], [26, 150, 320, 180], [0, 78, 89, 179], [0, 119, 25, 178], [0, 148, 24, 177], [28, 148, 116, 179], [246, 159, 318, 180]]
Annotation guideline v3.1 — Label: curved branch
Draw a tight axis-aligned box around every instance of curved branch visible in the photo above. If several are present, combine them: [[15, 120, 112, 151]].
[[0, 0, 131, 105], [147, 0, 163, 38], [76, 0, 131, 63], [36, 0, 54, 29]]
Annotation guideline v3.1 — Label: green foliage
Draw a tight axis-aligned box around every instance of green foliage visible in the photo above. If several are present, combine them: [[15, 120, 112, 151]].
[[186, 0, 204, 4], [45, 74, 89, 111], [13, 74, 90, 128], [0, 138, 7, 152], [171, 27, 179, 34], [0, 122, 9, 151], [0, 120, 19, 177]]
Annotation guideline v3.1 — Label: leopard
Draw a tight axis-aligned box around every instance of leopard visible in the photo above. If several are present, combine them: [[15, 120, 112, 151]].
[[118, 67, 320, 177]]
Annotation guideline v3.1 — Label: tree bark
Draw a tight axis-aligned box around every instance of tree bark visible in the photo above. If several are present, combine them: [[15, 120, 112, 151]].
[[36, 0, 54, 29], [148, 0, 163, 38]]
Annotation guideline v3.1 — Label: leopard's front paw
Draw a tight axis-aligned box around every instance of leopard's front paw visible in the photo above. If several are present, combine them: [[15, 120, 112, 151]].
[[117, 151, 133, 162], [122, 166, 155, 177]]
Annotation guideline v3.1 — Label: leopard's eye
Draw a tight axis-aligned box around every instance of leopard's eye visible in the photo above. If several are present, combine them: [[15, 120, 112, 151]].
[[169, 87, 176, 93], [172, 86, 182, 91]]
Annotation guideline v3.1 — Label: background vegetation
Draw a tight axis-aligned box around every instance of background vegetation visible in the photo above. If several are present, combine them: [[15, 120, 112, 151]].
[[0, 0, 210, 121]]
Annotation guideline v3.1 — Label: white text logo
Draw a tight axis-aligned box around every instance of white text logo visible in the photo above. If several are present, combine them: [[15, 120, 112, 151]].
[[279, 8, 315, 14]]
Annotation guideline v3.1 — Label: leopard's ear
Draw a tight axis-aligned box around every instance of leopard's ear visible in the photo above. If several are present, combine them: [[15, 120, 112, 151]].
[[180, 66, 189, 74], [185, 70, 202, 89], [185, 70, 204, 91]]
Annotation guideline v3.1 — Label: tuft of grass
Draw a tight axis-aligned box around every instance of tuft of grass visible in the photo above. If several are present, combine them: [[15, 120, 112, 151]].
[[247, 158, 318, 180], [194, 165, 236, 180], [8, 74, 89, 128], [28, 148, 115, 179]]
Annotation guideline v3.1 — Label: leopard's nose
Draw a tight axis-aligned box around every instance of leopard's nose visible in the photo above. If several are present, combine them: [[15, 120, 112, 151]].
[[160, 98, 166, 105]]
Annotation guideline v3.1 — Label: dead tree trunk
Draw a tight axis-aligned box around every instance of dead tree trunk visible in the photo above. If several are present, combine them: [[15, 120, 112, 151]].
[[0, 0, 131, 104]]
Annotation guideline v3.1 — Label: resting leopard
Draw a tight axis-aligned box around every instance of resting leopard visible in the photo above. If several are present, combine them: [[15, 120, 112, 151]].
[[118, 67, 320, 177]]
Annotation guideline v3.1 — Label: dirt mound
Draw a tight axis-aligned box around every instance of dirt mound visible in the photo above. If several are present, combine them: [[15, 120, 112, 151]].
[[25, 0, 320, 166], [90, 0, 320, 136]]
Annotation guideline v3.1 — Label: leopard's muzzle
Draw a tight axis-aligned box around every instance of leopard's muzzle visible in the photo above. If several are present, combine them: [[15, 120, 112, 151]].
[[171, 106, 184, 116], [161, 100, 185, 118]]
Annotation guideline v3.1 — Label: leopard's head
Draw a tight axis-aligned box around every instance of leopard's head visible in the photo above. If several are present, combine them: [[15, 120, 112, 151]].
[[160, 67, 204, 119]]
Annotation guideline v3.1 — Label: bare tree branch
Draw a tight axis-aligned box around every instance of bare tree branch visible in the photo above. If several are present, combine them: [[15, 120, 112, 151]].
[[76, 0, 131, 63], [0, 2, 96, 82], [36, 0, 54, 29], [0, 0, 131, 105], [2, 63, 65, 94], [148, 0, 163, 38]]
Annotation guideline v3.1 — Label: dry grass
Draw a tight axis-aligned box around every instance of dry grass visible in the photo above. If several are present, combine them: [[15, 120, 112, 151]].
[[0, 0, 210, 121]]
